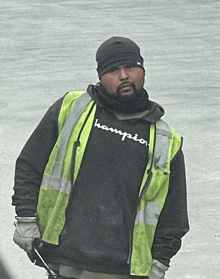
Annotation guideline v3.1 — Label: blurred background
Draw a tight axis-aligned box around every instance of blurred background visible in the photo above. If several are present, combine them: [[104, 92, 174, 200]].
[[1, 0, 220, 278]]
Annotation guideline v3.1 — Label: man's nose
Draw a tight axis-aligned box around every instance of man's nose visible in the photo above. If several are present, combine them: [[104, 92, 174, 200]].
[[119, 68, 129, 80]]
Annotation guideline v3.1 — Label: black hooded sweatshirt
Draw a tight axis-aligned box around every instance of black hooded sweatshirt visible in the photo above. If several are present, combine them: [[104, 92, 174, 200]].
[[12, 84, 189, 275]]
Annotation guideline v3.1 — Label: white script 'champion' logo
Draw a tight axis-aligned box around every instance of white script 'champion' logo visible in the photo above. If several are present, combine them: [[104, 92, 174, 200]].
[[94, 119, 148, 146]]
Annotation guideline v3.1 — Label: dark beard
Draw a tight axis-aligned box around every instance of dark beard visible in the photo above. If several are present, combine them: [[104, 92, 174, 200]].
[[90, 83, 151, 113], [115, 83, 143, 104]]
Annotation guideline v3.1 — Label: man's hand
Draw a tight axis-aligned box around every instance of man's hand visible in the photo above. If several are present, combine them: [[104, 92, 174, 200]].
[[13, 216, 41, 261], [149, 259, 169, 279]]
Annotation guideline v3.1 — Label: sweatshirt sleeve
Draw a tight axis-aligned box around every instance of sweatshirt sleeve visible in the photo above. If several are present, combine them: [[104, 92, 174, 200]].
[[151, 145, 189, 267], [12, 96, 64, 217]]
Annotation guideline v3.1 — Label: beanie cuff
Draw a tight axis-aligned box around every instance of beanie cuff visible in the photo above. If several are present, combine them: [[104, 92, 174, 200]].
[[97, 53, 144, 78]]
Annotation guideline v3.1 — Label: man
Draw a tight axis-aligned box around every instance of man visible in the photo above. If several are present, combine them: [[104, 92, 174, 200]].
[[12, 36, 189, 279]]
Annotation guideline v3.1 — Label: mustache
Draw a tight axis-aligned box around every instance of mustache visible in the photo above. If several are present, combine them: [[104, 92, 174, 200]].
[[116, 82, 135, 95]]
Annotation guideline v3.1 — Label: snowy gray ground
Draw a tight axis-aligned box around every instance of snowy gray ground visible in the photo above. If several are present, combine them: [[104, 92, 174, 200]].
[[0, 0, 220, 278]]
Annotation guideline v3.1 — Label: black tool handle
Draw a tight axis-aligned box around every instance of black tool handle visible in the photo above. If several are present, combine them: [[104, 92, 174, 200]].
[[33, 239, 58, 278]]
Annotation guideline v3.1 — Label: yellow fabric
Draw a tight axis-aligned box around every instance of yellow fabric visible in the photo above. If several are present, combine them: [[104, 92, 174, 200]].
[[130, 122, 181, 276], [37, 91, 97, 244], [36, 92, 182, 275]]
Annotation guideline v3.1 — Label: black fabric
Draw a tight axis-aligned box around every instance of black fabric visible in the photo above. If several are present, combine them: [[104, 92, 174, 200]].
[[96, 36, 144, 78], [44, 107, 150, 274], [12, 88, 189, 274], [151, 148, 189, 266], [87, 83, 151, 114], [12, 96, 64, 216]]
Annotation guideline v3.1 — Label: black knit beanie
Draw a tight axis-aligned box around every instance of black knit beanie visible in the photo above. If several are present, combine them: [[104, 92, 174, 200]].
[[96, 36, 144, 79]]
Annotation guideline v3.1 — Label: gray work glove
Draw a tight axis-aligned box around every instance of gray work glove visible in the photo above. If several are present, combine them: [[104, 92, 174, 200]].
[[149, 259, 169, 279], [13, 216, 41, 261]]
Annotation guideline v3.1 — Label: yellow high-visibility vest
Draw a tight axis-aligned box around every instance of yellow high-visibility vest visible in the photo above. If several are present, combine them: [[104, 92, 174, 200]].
[[37, 91, 182, 276]]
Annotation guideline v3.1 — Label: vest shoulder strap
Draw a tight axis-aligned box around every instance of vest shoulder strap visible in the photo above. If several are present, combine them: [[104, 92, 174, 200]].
[[154, 119, 172, 171], [154, 119, 182, 172], [53, 92, 92, 177]]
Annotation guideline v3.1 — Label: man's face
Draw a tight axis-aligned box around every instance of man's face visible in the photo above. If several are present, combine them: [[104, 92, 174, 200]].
[[100, 64, 145, 99]]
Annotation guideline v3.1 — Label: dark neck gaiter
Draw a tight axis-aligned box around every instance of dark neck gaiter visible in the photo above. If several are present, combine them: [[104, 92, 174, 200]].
[[88, 83, 151, 114]]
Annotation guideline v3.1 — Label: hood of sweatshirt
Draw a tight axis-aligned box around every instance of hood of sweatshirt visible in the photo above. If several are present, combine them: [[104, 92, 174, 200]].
[[87, 83, 164, 124], [142, 100, 165, 123]]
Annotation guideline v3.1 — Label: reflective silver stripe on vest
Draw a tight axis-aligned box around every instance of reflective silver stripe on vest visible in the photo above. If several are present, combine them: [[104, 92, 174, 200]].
[[135, 120, 171, 226], [135, 202, 160, 226], [42, 93, 92, 192], [154, 119, 171, 171], [53, 93, 92, 177], [41, 173, 72, 194]]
